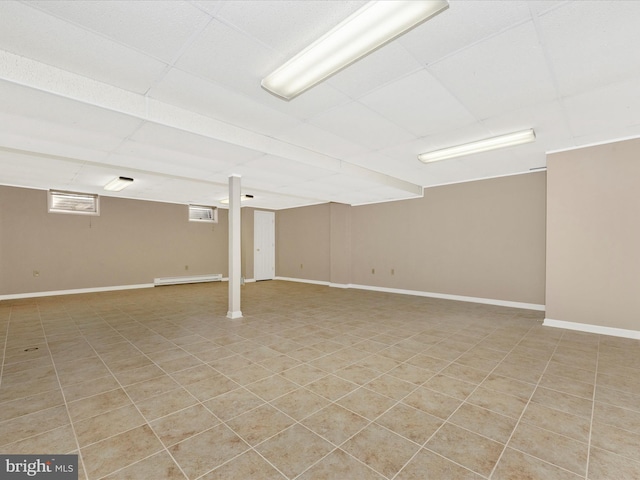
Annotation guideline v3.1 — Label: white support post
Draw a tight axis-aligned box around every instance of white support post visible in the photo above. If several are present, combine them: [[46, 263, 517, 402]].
[[227, 175, 243, 319]]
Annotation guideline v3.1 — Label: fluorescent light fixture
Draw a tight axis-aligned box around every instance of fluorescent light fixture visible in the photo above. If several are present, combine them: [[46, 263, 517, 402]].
[[220, 194, 254, 205], [262, 0, 449, 100], [417, 129, 536, 163], [104, 176, 134, 191]]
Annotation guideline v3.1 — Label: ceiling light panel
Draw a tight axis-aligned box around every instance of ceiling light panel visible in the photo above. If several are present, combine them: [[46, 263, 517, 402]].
[[418, 129, 536, 163], [262, 0, 449, 100]]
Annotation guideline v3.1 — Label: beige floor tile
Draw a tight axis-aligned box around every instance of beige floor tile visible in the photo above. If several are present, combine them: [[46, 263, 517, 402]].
[[301, 403, 370, 445], [587, 447, 640, 480], [297, 448, 384, 480], [7, 281, 638, 479], [337, 387, 397, 420], [449, 403, 517, 444], [245, 374, 298, 401], [466, 387, 528, 419], [256, 424, 334, 479], [74, 404, 145, 447], [81, 425, 163, 479], [531, 387, 594, 419], [396, 448, 483, 480], [169, 424, 249, 479], [226, 404, 295, 446], [0, 405, 70, 447], [102, 451, 187, 479], [67, 388, 132, 422], [402, 387, 462, 420], [376, 403, 442, 444], [423, 374, 476, 400], [0, 389, 65, 422], [270, 387, 330, 421], [480, 373, 536, 399], [150, 404, 219, 447], [590, 420, 640, 461], [202, 387, 265, 421], [183, 373, 238, 402], [493, 447, 582, 480], [508, 422, 588, 475], [334, 364, 380, 385], [539, 372, 595, 399], [342, 423, 420, 478], [200, 450, 285, 480], [520, 401, 591, 443], [136, 387, 198, 421], [425, 423, 504, 477], [2, 424, 78, 454]]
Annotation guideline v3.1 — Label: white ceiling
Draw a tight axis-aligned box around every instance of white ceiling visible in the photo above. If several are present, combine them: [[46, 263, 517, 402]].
[[1, 0, 640, 209]]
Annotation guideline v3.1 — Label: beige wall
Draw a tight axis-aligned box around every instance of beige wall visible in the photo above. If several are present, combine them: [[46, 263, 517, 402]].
[[276, 203, 331, 281], [275, 173, 546, 305], [546, 138, 640, 331], [350, 173, 546, 304], [0, 186, 228, 295]]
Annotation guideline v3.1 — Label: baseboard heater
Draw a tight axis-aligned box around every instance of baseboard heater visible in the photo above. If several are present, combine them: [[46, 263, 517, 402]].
[[154, 274, 222, 286]]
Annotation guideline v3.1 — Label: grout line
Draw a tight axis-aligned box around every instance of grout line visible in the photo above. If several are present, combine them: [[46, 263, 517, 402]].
[[584, 334, 601, 480]]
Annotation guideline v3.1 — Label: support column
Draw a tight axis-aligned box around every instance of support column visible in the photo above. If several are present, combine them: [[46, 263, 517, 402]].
[[227, 175, 243, 319]]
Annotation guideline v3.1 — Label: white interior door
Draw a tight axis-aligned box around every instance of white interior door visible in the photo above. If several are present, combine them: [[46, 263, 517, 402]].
[[254, 210, 275, 281]]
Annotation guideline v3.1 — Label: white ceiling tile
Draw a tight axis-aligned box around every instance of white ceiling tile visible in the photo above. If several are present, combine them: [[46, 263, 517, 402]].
[[174, 18, 275, 94], [399, 0, 532, 65], [326, 42, 423, 99], [149, 68, 302, 137], [309, 102, 414, 151], [538, 0, 640, 97], [1, 0, 639, 209], [359, 70, 476, 137], [562, 78, 640, 139], [276, 123, 367, 159], [428, 21, 557, 119], [0, 2, 168, 94], [130, 123, 263, 165], [215, 1, 366, 58], [27, 0, 211, 63]]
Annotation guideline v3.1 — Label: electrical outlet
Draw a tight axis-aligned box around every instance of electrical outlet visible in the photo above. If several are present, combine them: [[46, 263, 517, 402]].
[[33, 270, 40, 277], [371, 268, 375, 274], [391, 268, 395, 275], [300, 263, 303, 269], [185, 265, 189, 271]]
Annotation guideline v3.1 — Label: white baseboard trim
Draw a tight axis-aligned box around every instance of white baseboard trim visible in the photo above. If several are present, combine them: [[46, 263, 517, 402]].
[[348, 284, 545, 311], [154, 273, 221, 286], [0, 283, 154, 301], [274, 277, 544, 311], [275, 276, 330, 286], [543, 318, 640, 339]]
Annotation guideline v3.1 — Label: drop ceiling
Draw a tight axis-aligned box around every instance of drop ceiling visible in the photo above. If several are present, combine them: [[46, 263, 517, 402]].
[[1, 0, 639, 209]]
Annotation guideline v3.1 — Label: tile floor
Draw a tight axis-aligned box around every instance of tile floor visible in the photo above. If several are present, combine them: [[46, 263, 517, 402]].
[[1, 280, 640, 479]]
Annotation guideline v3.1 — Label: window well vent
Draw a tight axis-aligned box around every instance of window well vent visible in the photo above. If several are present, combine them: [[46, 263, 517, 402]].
[[48, 190, 99, 216], [189, 205, 217, 223]]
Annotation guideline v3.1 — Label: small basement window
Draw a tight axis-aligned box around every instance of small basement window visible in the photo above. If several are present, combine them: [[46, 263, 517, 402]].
[[48, 190, 100, 216], [189, 205, 218, 223]]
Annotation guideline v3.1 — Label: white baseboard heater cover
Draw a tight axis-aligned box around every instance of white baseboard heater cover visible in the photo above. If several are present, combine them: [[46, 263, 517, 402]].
[[154, 274, 222, 286]]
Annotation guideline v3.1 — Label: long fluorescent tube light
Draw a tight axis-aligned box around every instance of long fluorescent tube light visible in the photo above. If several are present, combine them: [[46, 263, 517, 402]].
[[104, 176, 134, 191], [417, 129, 536, 163], [220, 194, 254, 204], [262, 0, 449, 100]]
